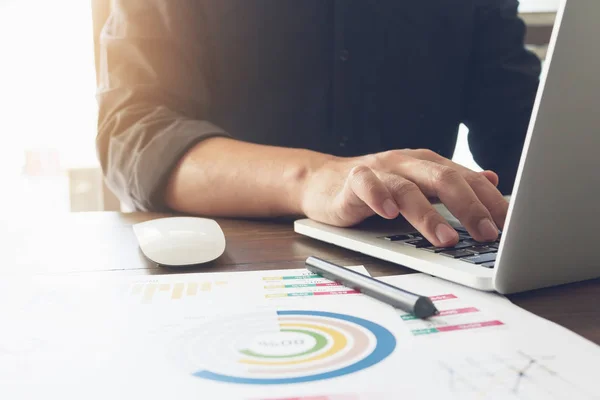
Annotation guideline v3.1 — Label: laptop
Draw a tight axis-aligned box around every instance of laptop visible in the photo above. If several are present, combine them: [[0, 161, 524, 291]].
[[295, 0, 600, 294]]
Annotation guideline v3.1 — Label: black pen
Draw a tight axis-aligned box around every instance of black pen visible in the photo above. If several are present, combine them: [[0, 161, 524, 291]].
[[305, 256, 438, 319]]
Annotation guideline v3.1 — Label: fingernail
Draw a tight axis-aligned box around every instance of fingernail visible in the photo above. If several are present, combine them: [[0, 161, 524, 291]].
[[478, 219, 499, 241], [382, 199, 399, 218], [435, 224, 458, 245]]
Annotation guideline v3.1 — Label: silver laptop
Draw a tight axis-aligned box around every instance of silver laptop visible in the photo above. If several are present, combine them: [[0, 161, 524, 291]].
[[295, 0, 600, 294]]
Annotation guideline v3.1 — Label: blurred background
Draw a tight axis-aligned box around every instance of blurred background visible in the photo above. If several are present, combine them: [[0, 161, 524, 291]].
[[0, 0, 103, 216], [0, 0, 556, 216]]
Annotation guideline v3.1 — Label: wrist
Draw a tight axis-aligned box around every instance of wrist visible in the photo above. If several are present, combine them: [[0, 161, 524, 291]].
[[284, 150, 338, 217]]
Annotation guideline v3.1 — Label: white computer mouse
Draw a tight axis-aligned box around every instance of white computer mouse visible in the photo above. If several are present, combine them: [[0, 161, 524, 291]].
[[132, 217, 226, 266]]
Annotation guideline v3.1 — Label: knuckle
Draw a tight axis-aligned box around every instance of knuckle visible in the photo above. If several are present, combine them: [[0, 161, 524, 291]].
[[363, 150, 406, 171], [361, 179, 380, 197], [348, 165, 371, 180], [392, 180, 420, 201], [387, 149, 405, 159], [381, 149, 406, 162], [363, 154, 384, 170], [414, 148, 438, 160], [434, 166, 461, 185], [417, 207, 440, 227], [464, 172, 486, 188], [348, 165, 382, 197]]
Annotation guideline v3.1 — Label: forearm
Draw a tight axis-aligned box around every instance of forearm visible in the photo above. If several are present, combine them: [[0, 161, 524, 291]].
[[163, 137, 334, 218]]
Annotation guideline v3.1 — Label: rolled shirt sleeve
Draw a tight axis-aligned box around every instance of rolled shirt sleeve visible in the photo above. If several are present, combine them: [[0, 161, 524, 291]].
[[96, 0, 229, 211]]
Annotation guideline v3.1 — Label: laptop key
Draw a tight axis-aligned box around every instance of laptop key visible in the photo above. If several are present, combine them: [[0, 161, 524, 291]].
[[423, 241, 475, 253], [384, 233, 419, 241], [403, 238, 433, 248], [465, 245, 496, 255], [481, 261, 496, 268], [461, 253, 497, 264], [461, 239, 482, 246], [439, 249, 477, 258]]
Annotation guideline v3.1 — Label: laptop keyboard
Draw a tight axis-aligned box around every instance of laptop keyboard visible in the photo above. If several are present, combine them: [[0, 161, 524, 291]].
[[382, 226, 500, 268]]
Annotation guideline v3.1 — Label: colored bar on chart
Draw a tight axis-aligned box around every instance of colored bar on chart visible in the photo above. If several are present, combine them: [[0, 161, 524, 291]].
[[314, 290, 359, 296], [159, 284, 171, 292], [172, 283, 185, 299], [187, 282, 199, 296], [282, 275, 320, 280], [401, 307, 479, 321], [288, 292, 314, 297], [436, 320, 504, 332], [265, 290, 359, 299], [262, 274, 320, 281], [429, 294, 458, 301], [411, 320, 504, 335], [142, 283, 158, 304], [264, 283, 341, 290], [200, 282, 212, 292], [265, 293, 288, 298], [412, 328, 439, 336]]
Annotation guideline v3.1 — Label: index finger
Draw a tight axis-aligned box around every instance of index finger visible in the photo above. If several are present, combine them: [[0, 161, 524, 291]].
[[392, 159, 499, 242], [409, 150, 509, 229]]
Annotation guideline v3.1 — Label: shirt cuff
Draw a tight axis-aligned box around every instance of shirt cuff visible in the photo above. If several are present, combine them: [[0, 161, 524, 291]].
[[130, 119, 229, 211]]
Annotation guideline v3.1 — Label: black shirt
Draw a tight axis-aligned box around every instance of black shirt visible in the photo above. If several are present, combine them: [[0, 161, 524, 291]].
[[96, 0, 541, 211]]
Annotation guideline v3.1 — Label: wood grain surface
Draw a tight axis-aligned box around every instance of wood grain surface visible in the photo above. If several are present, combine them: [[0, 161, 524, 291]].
[[2, 212, 598, 345]]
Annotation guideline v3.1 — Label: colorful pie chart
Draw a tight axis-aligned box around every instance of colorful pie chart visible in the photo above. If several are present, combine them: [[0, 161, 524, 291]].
[[183, 310, 396, 384]]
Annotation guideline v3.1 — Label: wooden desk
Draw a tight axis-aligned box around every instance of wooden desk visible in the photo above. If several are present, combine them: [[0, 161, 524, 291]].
[[3, 212, 599, 345]]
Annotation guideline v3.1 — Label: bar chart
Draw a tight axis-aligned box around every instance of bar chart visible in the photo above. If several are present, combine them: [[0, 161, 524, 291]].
[[130, 280, 229, 304]]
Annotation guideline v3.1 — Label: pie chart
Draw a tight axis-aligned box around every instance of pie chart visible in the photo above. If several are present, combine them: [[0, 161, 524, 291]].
[[181, 310, 396, 385]]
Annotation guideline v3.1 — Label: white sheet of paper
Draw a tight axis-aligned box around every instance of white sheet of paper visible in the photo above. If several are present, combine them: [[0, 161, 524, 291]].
[[378, 273, 600, 400], [1, 268, 599, 400]]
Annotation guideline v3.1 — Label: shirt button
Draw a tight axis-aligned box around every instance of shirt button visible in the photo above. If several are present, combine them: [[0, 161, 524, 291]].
[[339, 50, 350, 62]]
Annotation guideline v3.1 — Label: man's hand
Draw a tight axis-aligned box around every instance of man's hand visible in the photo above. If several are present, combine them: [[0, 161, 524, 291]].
[[301, 149, 507, 247]]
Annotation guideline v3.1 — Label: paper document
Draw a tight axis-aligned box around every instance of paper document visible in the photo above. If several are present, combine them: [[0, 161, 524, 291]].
[[380, 274, 600, 400], [1, 268, 599, 400]]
